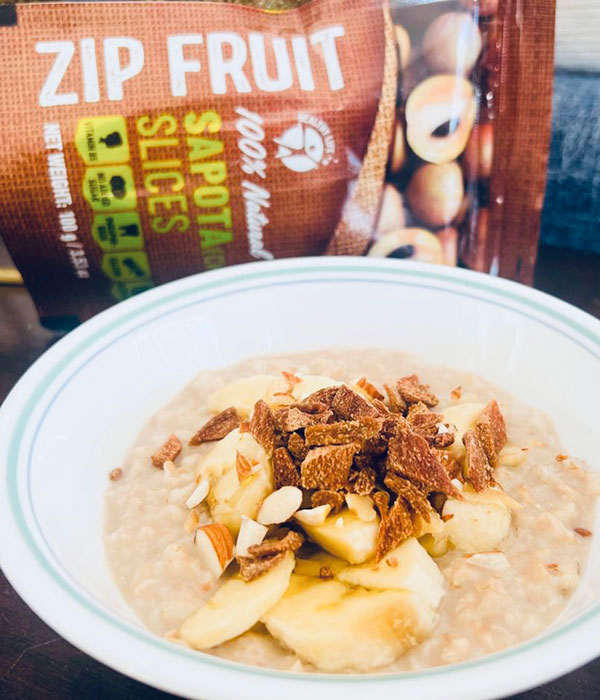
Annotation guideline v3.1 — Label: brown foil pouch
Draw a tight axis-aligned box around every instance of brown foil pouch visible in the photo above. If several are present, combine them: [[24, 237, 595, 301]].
[[0, 0, 555, 327]]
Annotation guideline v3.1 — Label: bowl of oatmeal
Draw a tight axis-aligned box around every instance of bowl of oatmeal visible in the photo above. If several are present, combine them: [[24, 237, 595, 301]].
[[0, 257, 598, 700]]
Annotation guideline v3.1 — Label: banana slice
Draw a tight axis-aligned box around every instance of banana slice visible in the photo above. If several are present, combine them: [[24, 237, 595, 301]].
[[208, 375, 278, 417], [197, 429, 273, 536], [442, 488, 513, 553], [179, 551, 295, 650], [442, 402, 486, 458], [263, 574, 440, 672], [292, 375, 342, 400], [297, 508, 379, 564], [208, 374, 340, 416], [336, 538, 445, 609]]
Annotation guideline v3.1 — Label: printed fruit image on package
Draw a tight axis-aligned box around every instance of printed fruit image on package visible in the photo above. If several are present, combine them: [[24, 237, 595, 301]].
[[0, 0, 555, 325]]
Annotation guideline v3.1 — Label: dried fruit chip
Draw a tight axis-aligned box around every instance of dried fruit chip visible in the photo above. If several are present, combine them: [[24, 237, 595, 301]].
[[575, 528, 592, 538], [238, 551, 286, 582], [304, 418, 381, 447], [372, 398, 390, 416], [352, 466, 377, 495], [450, 386, 462, 400], [384, 473, 431, 521], [431, 432, 455, 449], [319, 565, 334, 579], [151, 434, 182, 468], [372, 490, 390, 518], [250, 400, 276, 455], [383, 383, 407, 414], [407, 404, 442, 440], [396, 374, 438, 407], [462, 429, 493, 491], [189, 407, 240, 446], [475, 400, 507, 468], [302, 386, 339, 407], [273, 447, 301, 489], [247, 531, 304, 558], [356, 377, 384, 401], [433, 448, 461, 478], [109, 467, 123, 481], [387, 432, 456, 495], [274, 405, 333, 432], [375, 498, 413, 562], [300, 443, 359, 490], [332, 385, 380, 420], [312, 490, 345, 514], [287, 432, 309, 461]]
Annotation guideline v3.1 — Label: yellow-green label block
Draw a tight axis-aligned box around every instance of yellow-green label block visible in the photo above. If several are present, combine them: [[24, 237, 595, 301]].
[[102, 251, 151, 283], [92, 213, 144, 251], [83, 165, 137, 212], [75, 116, 130, 165]]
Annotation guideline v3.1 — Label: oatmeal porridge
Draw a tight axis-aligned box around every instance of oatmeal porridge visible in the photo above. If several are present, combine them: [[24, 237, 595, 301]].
[[104, 350, 598, 673]]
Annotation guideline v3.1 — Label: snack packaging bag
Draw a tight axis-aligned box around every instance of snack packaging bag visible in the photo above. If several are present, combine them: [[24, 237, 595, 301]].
[[0, 0, 555, 327]]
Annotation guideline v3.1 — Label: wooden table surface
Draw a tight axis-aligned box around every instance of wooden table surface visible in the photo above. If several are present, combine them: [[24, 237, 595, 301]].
[[1, 246, 599, 699]]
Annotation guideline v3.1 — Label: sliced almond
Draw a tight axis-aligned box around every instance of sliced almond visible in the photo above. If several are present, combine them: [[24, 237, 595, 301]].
[[185, 479, 210, 509], [257, 486, 303, 525], [236, 451, 260, 483], [294, 504, 331, 526], [345, 493, 377, 522], [163, 459, 177, 474], [235, 516, 268, 557], [450, 478, 464, 491], [194, 523, 234, 578]]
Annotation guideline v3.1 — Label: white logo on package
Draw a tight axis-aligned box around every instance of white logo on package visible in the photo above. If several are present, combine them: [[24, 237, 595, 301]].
[[274, 113, 335, 173]]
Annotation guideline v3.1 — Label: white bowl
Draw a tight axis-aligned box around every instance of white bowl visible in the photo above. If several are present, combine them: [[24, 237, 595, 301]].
[[0, 257, 599, 700]]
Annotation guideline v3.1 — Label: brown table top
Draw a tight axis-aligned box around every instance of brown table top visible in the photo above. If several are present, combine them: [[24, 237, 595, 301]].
[[1, 246, 599, 699]]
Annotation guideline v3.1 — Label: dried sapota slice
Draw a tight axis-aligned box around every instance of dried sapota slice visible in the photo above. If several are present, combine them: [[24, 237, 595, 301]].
[[189, 407, 240, 446], [331, 385, 380, 420], [375, 498, 414, 562], [387, 432, 456, 495], [304, 418, 382, 447], [273, 447, 301, 489], [287, 432, 309, 461], [372, 398, 390, 416], [407, 402, 442, 440], [151, 434, 182, 468], [384, 473, 431, 521], [247, 531, 304, 558], [431, 432, 455, 449], [475, 399, 507, 468], [433, 448, 461, 479], [312, 490, 345, 514], [383, 383, 407, 414], [396, 374, 438, 408], [300, 443, 359, 490], [462, 429, 494, 491], [301, 386, 339, 407], [250, 400, 276, 455], [274, 405, 333, 432], [237, 551, 286, 582], [351, 466, 377, 495]]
